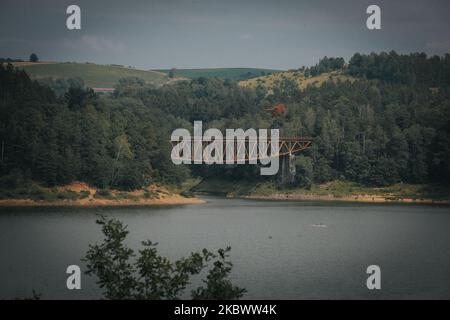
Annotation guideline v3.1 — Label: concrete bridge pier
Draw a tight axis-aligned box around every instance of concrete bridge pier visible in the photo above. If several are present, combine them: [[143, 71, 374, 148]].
[[278, 154, 296, 185]]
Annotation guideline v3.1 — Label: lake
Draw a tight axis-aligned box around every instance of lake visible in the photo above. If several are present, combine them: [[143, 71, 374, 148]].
[[0, 196, 449, 299]]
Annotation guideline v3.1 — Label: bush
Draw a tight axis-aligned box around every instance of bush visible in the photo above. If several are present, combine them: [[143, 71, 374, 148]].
[[94, 189, 113, 199], [56, 190, 80, 200], [180, 190, 194, 198], [143, 190, 158, 199], [84, 217, 246, 300], [79, 190, 90, 199]]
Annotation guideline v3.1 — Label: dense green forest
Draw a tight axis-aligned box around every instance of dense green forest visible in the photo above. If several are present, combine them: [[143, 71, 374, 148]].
[[0, 52, 449, 192]]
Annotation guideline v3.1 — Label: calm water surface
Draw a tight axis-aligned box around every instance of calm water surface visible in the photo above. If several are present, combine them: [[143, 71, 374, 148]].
[[0, 196, 449, 299]]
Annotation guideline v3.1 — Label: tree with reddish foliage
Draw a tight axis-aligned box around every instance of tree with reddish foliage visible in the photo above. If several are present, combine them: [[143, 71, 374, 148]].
[[268, 103, 286, 116]]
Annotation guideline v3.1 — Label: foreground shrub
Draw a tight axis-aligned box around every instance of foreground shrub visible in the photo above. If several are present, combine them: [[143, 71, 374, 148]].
[[84, 216, 246, 300]]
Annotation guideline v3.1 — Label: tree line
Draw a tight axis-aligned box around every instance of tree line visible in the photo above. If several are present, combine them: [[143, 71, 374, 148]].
[[0, 51, 449, 190], [347, 51, 450, 87]]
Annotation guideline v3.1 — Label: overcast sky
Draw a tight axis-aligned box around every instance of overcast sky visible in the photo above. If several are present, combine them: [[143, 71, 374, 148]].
[[1, 0, 449, 70]]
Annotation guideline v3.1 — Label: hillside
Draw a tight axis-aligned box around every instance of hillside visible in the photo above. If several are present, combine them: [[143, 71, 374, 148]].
[[155, 67, 282, 80], [1, 52, 449, 197], [14, 62, 172, 88], [239, 69, 356, 92]]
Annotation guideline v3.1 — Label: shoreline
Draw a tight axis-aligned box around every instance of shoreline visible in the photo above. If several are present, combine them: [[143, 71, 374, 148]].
[[193, 179, 450, 206], [1, 192, 449, 207], [242, 193, 450, 205], [0, 195, 205, 207], [0, 182, 206, 208]]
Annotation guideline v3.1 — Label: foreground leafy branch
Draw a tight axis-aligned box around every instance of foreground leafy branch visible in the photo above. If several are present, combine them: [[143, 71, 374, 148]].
[[84, 216, 245, 300]]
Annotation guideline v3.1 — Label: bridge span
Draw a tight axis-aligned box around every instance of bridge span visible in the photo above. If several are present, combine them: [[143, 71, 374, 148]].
[[170, 137, 312, 162], [170, 136, 312, 184]]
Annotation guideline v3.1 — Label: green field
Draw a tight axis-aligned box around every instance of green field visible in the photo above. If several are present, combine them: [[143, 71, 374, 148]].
[[16, 63, 282, 87], [155, 68, 282, 80], [18, 62, 171, 88]]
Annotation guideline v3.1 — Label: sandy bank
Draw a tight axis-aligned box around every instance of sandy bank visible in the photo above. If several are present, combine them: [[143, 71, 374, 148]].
[[0, 195, 204, 207], [0, 182, 205, 207]]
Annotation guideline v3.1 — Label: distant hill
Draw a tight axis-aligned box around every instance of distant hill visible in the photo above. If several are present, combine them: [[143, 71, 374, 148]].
[[239, 69, 356, 92], [155, 68, 282, 80], [13, 62, 172, 88]]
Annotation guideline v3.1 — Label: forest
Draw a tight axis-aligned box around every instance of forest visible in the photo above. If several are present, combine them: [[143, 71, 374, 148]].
[[0, 52, 449, 193]]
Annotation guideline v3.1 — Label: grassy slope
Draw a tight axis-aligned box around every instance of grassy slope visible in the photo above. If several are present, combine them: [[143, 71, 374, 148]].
[[254, 180, 450, 200], [17, 62, 171, 88], [192, 179, 450, 202], [192, 178, 257, 196], [155, 68, 282, 80], [239, 70, 356, 92]]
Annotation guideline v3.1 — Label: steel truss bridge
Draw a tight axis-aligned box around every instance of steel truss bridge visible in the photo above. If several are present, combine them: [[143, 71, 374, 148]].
[[170, 137, 312, 163]]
